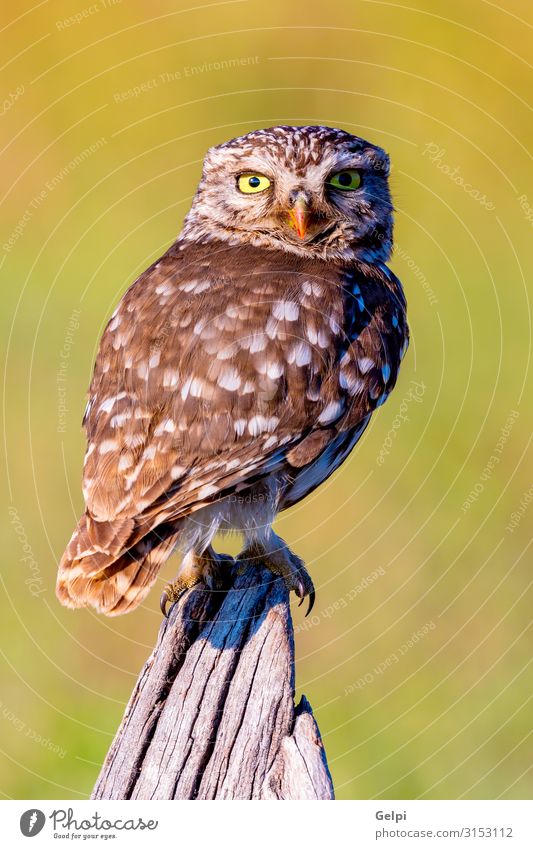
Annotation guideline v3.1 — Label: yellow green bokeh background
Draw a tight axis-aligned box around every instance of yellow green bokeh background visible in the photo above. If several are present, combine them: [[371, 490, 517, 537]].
[[1, 0, 531, 800]]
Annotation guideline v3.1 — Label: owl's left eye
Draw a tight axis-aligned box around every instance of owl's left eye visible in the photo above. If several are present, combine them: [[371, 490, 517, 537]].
[[237, 174, 272, 194], [327, 169, 362, 191]]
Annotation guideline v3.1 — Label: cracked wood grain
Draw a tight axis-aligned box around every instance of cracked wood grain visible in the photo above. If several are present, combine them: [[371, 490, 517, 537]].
[[92, 561, 334, 800]]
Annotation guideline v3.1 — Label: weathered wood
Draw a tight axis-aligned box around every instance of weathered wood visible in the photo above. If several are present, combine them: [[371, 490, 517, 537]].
[[92, 560, 334, 800]]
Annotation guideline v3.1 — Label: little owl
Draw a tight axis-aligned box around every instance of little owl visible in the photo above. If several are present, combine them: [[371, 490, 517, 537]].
[[57, 125, 409, 618]]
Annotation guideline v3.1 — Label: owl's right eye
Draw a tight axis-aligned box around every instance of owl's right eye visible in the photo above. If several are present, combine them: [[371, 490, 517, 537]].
[[237, 174, 272, 194]]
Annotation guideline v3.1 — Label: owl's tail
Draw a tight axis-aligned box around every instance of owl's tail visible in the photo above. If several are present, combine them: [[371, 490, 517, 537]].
[[56, 513, 179, 616]]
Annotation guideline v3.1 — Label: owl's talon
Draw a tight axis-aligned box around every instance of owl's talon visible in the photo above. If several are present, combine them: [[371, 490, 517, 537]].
[[160, 583, 186, 618], [239, 538, 315, 615], [159, 547, 232, 617], [296, 577, 315, 615]]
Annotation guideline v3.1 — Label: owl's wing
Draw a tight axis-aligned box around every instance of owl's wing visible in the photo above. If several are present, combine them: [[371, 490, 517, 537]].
[[74, 247, 331, 553]]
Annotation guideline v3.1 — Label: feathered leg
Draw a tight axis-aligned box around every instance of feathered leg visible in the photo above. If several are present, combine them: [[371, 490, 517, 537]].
[[237, 528, 315, 615]]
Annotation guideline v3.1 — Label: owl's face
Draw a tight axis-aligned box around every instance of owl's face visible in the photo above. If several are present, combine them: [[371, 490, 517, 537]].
[[182, 126, 393, 263]]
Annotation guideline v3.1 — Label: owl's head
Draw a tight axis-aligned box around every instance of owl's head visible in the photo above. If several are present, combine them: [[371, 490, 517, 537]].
[[181, 125, 393, 263]]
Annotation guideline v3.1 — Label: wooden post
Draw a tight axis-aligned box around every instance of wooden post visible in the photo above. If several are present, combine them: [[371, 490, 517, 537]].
[[92, 560, 334, 800]]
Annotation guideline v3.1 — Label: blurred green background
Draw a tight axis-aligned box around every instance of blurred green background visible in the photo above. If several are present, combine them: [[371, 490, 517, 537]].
[[1, 0, 531, 800]]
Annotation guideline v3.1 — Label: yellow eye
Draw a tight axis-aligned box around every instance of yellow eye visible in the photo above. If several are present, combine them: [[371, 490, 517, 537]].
[[327, 169, 362, 190], [238, 174, 271, 194]]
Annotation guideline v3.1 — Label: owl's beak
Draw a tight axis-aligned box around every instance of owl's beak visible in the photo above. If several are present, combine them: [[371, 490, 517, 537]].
[[288, 196, 309, 239]]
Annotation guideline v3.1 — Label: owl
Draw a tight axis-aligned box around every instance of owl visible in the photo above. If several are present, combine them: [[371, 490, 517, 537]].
[[56, 125, 408, 618]]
